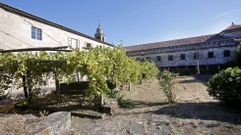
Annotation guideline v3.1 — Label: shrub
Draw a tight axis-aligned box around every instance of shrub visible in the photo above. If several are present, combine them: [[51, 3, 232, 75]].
[[110, 91, 133, 108], [235, 44, 241, 67], [207, 67, 241, 105], [116, 96, 133, 108], [159, 70, 176, 104]]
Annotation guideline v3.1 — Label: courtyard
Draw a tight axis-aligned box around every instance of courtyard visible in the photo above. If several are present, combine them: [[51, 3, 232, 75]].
[[1, 76, 241, 135], [70, 76, 241, 135]]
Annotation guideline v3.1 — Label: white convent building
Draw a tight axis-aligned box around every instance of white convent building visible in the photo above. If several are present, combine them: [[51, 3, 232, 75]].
[[126, 23, 241, 74], [0, 3, 113, 51], [0, 3, 114, 97]]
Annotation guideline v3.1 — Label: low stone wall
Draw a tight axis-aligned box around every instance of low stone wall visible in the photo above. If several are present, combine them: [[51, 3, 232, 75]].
[[32, 111, 71, 135], [99, 99, 118, 115]]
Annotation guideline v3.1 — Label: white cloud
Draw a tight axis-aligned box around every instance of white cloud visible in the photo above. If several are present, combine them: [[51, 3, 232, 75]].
[[215, 9, 240, 19]]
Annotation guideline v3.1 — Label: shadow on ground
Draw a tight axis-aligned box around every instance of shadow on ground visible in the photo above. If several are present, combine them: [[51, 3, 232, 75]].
[[119, 99, 167, 109], [178, 79, 201, 84], [0, 93, 98, 117], [118, 100, 241, 125], [178, 75, 211, 86], [153, 102, 241, 125]]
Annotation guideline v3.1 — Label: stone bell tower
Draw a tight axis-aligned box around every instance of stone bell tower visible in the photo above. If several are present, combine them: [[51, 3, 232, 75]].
[[95, 24, 105, 42]]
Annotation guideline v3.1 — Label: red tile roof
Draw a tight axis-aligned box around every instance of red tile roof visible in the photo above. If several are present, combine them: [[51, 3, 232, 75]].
[[222, 23, 241, 33], [125, 34, 216, 52], [126, 23, 241, 52]]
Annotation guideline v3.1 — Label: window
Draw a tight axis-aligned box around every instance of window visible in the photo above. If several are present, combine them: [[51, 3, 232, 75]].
[[208, 51, 214, 58], [86, 43, 92, 48], [68, 37, 79, 48], [31, 26, 42, 40], [180, 54, 185, 60], [193, 52, 199, 59], [223, 50, 230, 57], [82, 43, 92, 49], [156, 56, 161, 61], [168, 55, 173, 61]]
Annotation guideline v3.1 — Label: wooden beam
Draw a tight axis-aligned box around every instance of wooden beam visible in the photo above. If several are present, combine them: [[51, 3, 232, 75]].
[[0, 46, 71, 53]]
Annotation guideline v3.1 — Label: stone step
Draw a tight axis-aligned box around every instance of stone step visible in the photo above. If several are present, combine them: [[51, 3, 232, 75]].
[[28, 104, 106, 119], [58, 90, 85, 95], [71, 110, 106, 119]]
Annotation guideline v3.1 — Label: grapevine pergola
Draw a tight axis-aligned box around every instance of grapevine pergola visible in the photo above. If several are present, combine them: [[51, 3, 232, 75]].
[[0, 46, 159, 101], [0, 46, 70, 99]]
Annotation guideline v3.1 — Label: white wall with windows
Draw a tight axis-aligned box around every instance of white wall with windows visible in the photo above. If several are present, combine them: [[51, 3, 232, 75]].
[[0, 8, 112, 50], [133, 47, 236, 67], [0, 5, 114, 97]]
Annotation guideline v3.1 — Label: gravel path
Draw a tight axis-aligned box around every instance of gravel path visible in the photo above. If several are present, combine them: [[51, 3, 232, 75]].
[[72, 76, 241, 135]]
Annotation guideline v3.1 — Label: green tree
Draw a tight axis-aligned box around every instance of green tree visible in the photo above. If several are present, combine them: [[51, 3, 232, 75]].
[[235, 43, 241, 67]]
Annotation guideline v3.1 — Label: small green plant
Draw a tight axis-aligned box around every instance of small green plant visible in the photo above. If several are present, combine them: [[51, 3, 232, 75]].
[[111, 91, 133, 108], [159, 70, 176, 104], [39, 109, 49, 117], [14, 99, 29, 109], [208, 67, 241, 105]]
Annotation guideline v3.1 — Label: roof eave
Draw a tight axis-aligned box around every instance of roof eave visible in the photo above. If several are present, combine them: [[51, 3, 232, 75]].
[[0, 3, 114, 47]]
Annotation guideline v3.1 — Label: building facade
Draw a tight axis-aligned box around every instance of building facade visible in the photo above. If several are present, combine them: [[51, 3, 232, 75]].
[[0, 3, 114, 97], [126, 23, 241, 74], [0, 3, 113, 51]]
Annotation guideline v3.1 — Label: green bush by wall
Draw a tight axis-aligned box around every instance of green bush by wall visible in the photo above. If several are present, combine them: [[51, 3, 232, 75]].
[[207, 67, 241, 105]]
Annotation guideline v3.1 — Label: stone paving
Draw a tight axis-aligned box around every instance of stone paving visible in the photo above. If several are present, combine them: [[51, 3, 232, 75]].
[[72, 106, 241, 135]]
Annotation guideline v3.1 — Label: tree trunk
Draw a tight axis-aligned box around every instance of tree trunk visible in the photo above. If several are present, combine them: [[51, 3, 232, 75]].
[[128, 82, 132, 91], [22, 75, 28, 98], [115, 78, 119, 91], [139, 76, 143, 84], [26, 71, 32, 101], [101, 93, 104, 105], [76, 72, 80, 83], [54, 71, 60, 91]]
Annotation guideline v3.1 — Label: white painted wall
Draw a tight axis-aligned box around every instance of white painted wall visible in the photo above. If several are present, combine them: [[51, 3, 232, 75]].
[[133, 47, 236, 67], [0, 8, 111, 50]]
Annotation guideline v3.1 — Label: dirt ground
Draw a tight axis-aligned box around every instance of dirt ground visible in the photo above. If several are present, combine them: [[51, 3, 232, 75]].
[[0, 76, 241, 135], [0, 114, 42, 135], [71, 76, 241, 135]]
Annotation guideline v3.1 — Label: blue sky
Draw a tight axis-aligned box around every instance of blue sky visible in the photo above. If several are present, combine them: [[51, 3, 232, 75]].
[[1, 0, 241, 46]]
